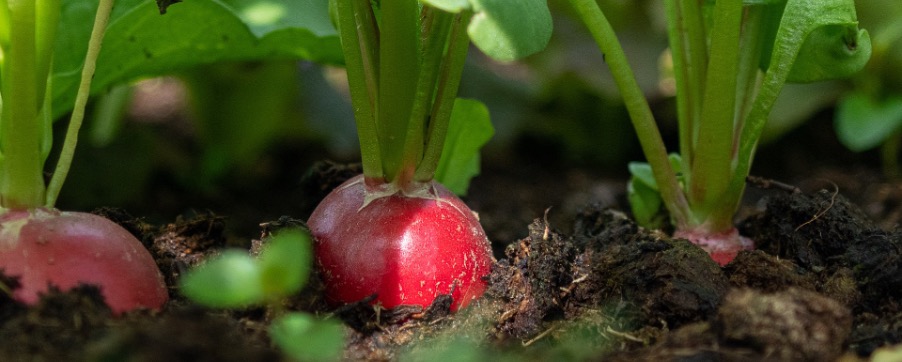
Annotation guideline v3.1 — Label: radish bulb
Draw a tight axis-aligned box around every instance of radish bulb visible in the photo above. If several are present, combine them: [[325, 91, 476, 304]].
[[0, 209, 168, 314], [308, 175, 493, 311]]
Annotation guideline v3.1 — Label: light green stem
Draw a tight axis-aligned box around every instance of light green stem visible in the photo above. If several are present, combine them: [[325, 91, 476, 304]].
[[401, 7, 451, 186], [336, 0, 382, 180], [414, 12, 471, 182], [569, 0, 690, 227], [687, 0, 742, 231], [45, 0, 114, 207], [666, 0, 707, 169], [378, 0, 420, 185], [1, 0, 44, 209]]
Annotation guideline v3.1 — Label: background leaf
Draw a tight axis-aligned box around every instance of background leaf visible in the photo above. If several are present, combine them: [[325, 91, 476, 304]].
[[180, 250, 265, 308], [51, 0, 341, 120], [434, 98, 493, 195], [467, 0, 552, 62], [835, 92, 902, 151]]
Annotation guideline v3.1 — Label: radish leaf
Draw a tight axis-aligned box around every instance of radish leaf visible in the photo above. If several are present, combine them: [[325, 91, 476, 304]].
[[51, 0, 340, 120], [435, 98, 493, 195], [467, 0, 552, 62]]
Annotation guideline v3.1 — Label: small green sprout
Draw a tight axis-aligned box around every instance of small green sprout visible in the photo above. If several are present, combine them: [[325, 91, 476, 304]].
[[180, 228, 344, 361]]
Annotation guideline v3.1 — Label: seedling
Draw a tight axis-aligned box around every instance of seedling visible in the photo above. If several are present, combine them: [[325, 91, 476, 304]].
[[568, 0, 871, 265], [307, 0, 551, 311], [180, 228, 344, 361], [0, 0, 168, 313]]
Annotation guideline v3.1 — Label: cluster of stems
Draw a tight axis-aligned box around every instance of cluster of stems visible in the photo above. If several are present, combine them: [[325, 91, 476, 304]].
[[0, 0, 114, 210], [335, 0, 470, 192]]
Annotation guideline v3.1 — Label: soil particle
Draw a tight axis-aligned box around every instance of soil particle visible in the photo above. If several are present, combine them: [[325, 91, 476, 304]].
[[849, 310, 902, 356], [0, 284, 112, 360], [569, 207, 729, 329], [841, 232, 902, 307], [487, 217, 575, 340], [740, 189, 877, 269], [741, 189, 902, 308], [86, 305, 280, 362], [723, 250, 818, 293], [716, 287, 852, 361], [605, 287, 852, 362], [151, 212, 228, 293]]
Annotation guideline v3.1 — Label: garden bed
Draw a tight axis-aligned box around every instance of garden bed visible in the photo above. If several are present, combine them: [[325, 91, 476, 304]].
[[1, 119, 901, 361]]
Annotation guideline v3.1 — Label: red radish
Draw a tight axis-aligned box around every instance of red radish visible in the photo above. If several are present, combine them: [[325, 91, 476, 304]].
[[308, 175, 493, 311], [0, 208, 168, 314]]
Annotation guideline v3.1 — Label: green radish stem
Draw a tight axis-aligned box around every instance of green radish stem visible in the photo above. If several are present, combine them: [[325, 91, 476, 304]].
[[568, 0, 691, 227], [1, 0, 45, 209], [414, 12, 471, 183], [45, 0, 115, 207]]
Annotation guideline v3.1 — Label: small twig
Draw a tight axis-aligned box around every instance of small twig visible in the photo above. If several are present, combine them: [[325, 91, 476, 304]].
[[605, 326, 644, 343], [543, 207, 553, 240], [559, 274, 589, 296], [795, 182, 839, 231], [522, 325, 558, 347], [746, 175, 800, 194]]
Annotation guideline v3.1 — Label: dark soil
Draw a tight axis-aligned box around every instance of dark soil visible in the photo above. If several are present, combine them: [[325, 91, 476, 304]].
[[2, 131, 902, 360]]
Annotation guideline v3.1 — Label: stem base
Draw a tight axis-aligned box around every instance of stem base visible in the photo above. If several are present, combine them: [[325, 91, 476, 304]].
[[674, 227, 754, 266]]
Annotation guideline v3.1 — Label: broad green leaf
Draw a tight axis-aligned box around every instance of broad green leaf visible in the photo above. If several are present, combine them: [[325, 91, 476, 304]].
[[422, 0, 470, 13], [269, 313, 345, 362], [435, 98, 493, 195], [787, 24, 871, 83], [467, 0, 552, 62], [51, 0, 341, 120], [180, 250, 265, 308], [835, 93, 902, 152], [258, 228, 313, 298]]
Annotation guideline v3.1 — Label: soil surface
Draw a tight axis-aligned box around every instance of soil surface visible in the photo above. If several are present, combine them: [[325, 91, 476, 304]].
[[2, 121, 902, 361]]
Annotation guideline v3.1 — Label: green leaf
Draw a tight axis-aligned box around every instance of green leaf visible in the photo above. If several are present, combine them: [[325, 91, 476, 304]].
[[627, 162, 657, 190], [434, 98, 493, 195], [269, 313, 345, 362], [627, 154, 682, 191], [51, 0, 341, 120], [787, 24, 872, 83], [627, 154, 683, 228], [258, 228, 313, 299], [627, 175, 664, 229], [835, 93, 902, 152], [422, 0, 470, 13], [467, 0, 552, 62], [180, 250, 265, 308]]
